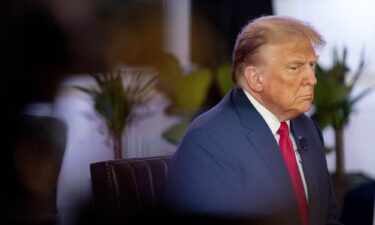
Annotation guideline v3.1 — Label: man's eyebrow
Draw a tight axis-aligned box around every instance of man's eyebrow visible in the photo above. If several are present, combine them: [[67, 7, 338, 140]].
[[286, 57, 318, 64], [286, 60, 305, 65]]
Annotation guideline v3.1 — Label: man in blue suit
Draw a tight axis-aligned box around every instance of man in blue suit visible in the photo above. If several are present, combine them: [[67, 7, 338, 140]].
[[167, 15, 342, 225]]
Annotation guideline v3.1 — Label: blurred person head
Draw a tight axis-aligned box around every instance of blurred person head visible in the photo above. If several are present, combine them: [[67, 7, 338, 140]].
[[231, 15, 325, 121]]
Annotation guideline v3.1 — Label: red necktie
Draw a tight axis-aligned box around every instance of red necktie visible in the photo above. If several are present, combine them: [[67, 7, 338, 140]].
[[278, 122, 308, 225]]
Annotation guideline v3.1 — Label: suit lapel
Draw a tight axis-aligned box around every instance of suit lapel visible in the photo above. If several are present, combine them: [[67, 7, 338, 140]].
[[231, 88, 300, 224], [290, 119, 321, 225]]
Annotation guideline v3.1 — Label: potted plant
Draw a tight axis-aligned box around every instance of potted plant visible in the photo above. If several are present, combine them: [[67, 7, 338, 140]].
[[311, 47, 373, 202], [75, 66, 157, 159]]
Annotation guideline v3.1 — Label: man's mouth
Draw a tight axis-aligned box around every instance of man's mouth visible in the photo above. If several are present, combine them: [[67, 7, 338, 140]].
[[300, 94, 314, 100]]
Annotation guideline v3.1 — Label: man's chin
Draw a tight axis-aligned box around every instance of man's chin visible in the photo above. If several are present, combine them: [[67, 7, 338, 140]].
[[301, 104, 312, 114]]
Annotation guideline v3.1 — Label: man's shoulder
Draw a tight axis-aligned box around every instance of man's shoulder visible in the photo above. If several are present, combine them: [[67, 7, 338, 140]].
[[294, 113, 310, 120], [187, 91, 238, 132], [293, 113, 317, 128]]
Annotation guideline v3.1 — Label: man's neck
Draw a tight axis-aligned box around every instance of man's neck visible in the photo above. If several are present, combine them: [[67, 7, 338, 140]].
[[243, 89, 295, 122]]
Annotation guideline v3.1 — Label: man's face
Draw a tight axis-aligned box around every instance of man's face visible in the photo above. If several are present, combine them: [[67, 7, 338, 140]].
[[257, 37, 318, 121]]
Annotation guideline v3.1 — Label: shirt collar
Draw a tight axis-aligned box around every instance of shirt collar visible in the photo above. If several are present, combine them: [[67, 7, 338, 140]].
[[243, 89, 290, 135]]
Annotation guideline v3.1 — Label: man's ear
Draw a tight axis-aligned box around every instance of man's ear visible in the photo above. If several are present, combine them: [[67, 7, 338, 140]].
[[244, 66, 263, 92]]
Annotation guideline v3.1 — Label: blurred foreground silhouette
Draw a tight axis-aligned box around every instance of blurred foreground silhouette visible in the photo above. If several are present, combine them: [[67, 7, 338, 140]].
[[1, 0, 165, 224]]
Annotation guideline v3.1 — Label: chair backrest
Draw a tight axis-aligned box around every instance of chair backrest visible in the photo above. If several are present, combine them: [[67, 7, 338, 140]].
[[90, 155, 172, 219]]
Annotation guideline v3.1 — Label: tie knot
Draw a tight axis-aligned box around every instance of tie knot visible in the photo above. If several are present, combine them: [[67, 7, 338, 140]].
[[278, 122, 289, 136]]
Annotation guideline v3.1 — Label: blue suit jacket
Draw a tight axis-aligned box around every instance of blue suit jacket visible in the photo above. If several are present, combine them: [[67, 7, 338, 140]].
[[167, 88, 342, 225]]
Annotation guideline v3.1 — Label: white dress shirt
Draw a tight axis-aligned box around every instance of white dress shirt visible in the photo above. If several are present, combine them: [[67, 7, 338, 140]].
[[243, 90, 308, 200]]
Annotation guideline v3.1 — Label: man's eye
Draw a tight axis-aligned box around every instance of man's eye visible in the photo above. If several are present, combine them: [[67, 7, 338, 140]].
[[288, 66, 298, 72]]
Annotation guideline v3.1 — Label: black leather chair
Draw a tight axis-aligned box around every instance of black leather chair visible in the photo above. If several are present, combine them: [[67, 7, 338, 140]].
[[89, 155, 284, 225], [90, 155, 172, 221]]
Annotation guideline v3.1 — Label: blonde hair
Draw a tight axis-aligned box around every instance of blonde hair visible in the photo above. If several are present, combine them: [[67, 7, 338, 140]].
[[232, 15, 326, 86]]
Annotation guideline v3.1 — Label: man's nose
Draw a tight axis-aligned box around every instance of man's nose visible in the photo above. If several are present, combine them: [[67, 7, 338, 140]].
[[304, 67, 317, 85]]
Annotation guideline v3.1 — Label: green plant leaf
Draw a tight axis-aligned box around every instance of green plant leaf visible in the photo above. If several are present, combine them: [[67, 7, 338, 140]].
[[166, 67, 213, 117], [156, 53, 183, 97], [350, 87, 373, 106], [162, 121, 190, 145], [348, 49, 365, 92], [216, 63, 234, 97], [73, 86, 98, 97], [324, 147, 334, 154]]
